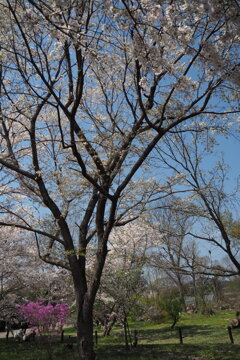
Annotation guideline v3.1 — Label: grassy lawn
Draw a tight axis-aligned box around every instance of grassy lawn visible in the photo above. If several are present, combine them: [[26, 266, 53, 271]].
[[96, 310, 240, 359], [1, 311, 240, 359], [0, 335, 77, 360]]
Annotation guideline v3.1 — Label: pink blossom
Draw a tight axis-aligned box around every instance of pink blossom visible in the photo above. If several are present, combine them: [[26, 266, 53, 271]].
[[18, 300, 70, 334]]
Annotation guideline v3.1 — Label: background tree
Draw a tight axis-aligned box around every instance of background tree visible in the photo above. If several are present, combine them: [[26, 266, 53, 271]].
[[96, 219, 158, 336], [0, 1, 240, 359], [156, 131, 240, 276], [149, 207, 215, 311], [180, 241, 214, 312], [0, 222, 72, 324], [149, 208, 192, 303], [159, 288, 184, 329]]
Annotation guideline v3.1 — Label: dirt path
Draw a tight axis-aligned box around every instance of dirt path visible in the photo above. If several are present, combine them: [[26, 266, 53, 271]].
[[0, 331, 14, 339]]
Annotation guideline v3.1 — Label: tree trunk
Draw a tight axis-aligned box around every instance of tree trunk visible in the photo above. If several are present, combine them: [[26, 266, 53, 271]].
[[171, 316, 177, 329], [76, 303, 95, 360], [103, 314, 117, 336], [73, 269, 96, 360], [72, 216, 110, 359], [123, 317, 129, 350]]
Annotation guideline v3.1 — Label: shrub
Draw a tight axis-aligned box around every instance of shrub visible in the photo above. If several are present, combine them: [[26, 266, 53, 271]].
[[18, 299, 69, 335]]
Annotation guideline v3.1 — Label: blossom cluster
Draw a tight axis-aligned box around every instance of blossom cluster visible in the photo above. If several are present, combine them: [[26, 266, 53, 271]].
[[18, 299, 69, 334]]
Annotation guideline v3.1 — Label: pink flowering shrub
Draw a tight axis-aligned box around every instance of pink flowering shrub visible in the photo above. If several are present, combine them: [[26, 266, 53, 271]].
[[18, 299, 69, 334]]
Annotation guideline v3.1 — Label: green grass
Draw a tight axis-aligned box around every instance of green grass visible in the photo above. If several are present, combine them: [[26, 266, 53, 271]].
[[96, 310, 240, 359], [1, 311, 240, 359]]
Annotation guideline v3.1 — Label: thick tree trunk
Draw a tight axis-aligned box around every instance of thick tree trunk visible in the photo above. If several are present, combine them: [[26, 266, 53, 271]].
[[72, 264, 96, 360], [71, 203, 111, 360], [76, 300, 95, 360]]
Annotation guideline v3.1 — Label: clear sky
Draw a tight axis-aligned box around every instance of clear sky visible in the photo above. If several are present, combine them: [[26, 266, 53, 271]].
[[216, 134, 240, 193], [198, 133, 240, 262]]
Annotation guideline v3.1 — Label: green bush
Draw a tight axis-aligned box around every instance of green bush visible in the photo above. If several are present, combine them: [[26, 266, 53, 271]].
[[159, 291, 184, 329]]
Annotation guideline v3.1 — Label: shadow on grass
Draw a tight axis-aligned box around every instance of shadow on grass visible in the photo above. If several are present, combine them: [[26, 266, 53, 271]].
[[176, 325, 214, 338], [0, 336, 78, 360], [96, 343, 240, 360], [2, 336, 240, 360], [138, 325, 213, 341]]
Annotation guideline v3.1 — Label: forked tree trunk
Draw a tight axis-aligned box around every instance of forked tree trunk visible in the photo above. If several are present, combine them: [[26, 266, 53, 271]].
[[72, 214, 110, 359]]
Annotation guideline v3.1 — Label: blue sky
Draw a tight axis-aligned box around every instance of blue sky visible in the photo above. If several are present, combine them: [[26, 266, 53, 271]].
[[216, 134, 240, 192]]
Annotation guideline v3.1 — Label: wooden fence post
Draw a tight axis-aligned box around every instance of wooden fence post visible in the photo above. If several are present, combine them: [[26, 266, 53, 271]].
[[228, 326, 234, 344]]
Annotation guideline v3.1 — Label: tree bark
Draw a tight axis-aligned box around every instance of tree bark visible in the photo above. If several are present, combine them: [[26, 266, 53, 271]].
[[76, 298, 95, 360], [171, 316, 178, 329]]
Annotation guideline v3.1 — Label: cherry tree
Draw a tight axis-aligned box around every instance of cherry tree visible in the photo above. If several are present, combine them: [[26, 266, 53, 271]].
[[96, 219, 159, 336], [107, 218, 160, 268], [0, 221, 72, 323], [0, 1, 240, 358], [0, 225, 29, 320]]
